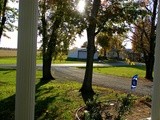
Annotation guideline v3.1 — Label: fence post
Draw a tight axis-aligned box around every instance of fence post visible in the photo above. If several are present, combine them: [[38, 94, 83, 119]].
[[151, 1, 160, 119], [15, 0, 38, 120]]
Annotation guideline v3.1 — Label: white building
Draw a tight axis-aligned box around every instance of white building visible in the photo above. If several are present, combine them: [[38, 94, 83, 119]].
[[68, 48, 98, 60]]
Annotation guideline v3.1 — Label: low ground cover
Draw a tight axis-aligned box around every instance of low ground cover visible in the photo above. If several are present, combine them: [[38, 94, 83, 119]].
[[0, 68, 151, 120]]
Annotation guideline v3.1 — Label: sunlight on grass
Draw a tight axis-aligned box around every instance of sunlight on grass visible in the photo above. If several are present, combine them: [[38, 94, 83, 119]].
[[0, 68, 131, 120], [0, 57, 17, 64], [0, 57, 85, 65], [0, 68, 16, 99], [93, 66, 146, 78]]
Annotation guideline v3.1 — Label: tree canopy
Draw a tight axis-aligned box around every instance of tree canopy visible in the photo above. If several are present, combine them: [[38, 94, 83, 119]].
[[0, 0, 18, 39]]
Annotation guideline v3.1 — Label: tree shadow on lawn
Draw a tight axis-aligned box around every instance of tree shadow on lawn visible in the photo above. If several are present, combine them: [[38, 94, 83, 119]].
[[0, 94, 15, 120], [0, 68, 15, 72], [0, 80, 61, 120], [35, 80, 60, 120], [35, 94, 59, 120], [123, 65, 146, 71]]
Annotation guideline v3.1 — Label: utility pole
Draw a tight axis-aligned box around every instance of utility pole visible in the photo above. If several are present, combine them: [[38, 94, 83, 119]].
[[151, 1, 160, 119], [15, 0, 38, 120]]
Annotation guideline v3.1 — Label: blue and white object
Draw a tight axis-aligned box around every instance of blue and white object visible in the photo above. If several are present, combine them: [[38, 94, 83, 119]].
[[131, 74, 138, 90]]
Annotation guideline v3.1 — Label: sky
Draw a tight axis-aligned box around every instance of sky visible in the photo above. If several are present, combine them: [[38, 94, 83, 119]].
[[0, 30, 87, 49], [0, 30, 131, 49]]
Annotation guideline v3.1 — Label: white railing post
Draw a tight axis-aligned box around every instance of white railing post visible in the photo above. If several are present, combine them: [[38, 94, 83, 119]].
[[151, 0, 160, 119], [15, 0, 38, 120]]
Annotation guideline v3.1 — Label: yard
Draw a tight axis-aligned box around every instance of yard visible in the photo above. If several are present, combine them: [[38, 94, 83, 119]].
[[0, 67, 151, 120], [0, 52, 151, 119]]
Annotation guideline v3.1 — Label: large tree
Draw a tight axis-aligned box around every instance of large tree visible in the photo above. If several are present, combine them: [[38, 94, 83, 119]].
[[96, 32, 110, 58], [38, 0, 83, 80], [80, 0, 146, 94], [96, 32, 124, 59], [109, 35, 124, 59], [132, 18, 150, 61], [131, 0, 157, 80], [80, 0, 101, 95]]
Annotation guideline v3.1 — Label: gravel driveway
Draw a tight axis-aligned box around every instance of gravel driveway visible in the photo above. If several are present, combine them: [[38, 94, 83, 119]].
[[52, 66, 152, 96]]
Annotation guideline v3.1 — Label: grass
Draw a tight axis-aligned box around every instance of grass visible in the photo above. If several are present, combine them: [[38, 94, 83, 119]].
[[0, 57, 86, 65], [0, 68, 131, 120], [0, 49, 86, 64], [0, 57, 43, 64], [93, 65, 146, 78], [0, 68, 16, 99], [0, 57, 17, 64]]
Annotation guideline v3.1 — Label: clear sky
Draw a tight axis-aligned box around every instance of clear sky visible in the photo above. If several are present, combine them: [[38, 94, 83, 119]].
[[0, 30, 87, 49], [0, 31, 18, 48], [0, 30, 43, 49]]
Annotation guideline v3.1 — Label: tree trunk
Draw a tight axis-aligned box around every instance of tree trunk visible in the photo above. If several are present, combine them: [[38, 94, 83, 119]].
[[40, 1, 54, 81], [41, 32, 57, 81], [116, 51, 120, 60], [144, 0, 157, 81], [41, 1, 63, 81], [145, 53, 154, 80], [41, 52, 55, 81], [80, 28, 95, 94], [0, 0, 7, 40], [80, 0, 100, 95], [103, 48, 106, 58]]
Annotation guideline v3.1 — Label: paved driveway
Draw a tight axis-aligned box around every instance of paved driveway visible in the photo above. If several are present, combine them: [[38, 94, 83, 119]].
[[0, 62, 152, 96], [52, 66, 152, 96]]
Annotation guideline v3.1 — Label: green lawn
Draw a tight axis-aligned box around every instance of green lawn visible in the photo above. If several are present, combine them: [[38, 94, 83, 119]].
[[0, 57, 17, 64], [0, 57, 146, 79], [0, 57, 43, 64], [0, 68, 130, 120], [93, 65, 146, 78], [0, 57, 85, 64]]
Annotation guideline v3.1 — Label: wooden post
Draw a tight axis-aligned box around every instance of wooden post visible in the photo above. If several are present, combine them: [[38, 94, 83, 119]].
[[15, 0, 38, 120], [151, 1, 160, 119]]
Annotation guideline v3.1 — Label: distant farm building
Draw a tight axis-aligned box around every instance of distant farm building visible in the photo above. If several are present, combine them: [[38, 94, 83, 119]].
[[67, 48, 98, 60]]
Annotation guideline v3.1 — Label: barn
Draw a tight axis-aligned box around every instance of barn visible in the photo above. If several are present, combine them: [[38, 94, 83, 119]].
[[67, 48, 98, 60]]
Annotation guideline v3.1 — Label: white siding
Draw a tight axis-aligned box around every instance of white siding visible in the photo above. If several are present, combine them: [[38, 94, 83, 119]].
[[68, 48, 98, 60], [78, 51, 87, 59], [68, 49, 78, 58]]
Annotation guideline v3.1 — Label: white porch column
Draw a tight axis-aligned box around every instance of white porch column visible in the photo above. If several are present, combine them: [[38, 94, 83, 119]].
[[151, 0, 160, 119], [15, 0, 38, 120]]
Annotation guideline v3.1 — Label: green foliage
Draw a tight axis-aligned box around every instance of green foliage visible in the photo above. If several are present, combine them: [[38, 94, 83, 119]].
[[38, 0, 83, 58], [115, 94, 135, 120], [132, 17, 150, 55], [96, 32, 110, 49], [95, 0, 147, 35], [85, 94, 102, 120], [83, 94, 136, 120]]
